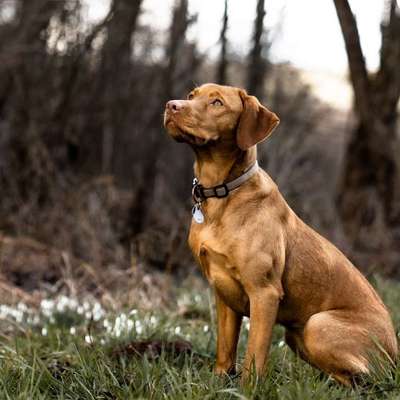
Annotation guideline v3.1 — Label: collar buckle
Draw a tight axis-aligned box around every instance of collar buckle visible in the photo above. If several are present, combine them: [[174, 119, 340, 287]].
[[213, 183, 229, 198]]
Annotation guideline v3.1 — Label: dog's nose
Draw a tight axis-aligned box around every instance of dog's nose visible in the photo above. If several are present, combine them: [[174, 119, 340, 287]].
[[166, 100, 186, 113]]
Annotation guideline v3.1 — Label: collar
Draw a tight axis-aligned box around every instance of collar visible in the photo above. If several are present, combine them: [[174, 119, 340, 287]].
[[192, 161, 259, 203]]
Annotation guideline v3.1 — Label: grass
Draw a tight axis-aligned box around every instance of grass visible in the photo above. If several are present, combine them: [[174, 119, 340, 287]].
[[0, 277, 399, 399]]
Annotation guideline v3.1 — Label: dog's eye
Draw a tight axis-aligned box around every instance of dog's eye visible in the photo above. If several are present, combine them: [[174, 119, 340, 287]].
[[188, 93, 194, 100], [211, 99, 223, 106]]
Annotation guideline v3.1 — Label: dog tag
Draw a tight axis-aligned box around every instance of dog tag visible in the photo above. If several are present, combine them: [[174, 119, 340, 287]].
[[192, 204, 204, 224]]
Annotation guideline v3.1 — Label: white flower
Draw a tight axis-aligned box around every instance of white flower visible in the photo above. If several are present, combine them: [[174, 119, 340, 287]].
[[85, 334, 93, 344], [17, 302, 28, 312], [92, 303, 104, 321], [42, 327, 48, 336], [70, 327, 76, 335], [136, 321, 143, 335], [0, 305, 25, 322], [68, 298, 78, 310], [40, 299, 54, 310], [174, 326, 181, 334], [127, 319, 134, 331], [15, 311, 23, 323], [41, 299, 55, 317], [56, 296, 70, 312]]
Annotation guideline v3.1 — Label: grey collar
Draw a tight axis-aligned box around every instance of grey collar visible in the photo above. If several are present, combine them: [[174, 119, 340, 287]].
[[192, 161, 259, 203]]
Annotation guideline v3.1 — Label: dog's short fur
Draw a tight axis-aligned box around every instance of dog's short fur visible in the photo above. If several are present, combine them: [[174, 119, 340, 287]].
[[164, 83, 398, 385]]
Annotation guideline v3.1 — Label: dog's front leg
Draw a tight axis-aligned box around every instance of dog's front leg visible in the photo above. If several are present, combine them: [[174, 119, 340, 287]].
[[214, 291, 243, 376], [241, 285, 280, 382]]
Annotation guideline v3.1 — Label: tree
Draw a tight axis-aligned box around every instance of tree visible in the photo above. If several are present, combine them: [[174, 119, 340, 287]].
[[333, 0, 400, 272], [163, 0, 192, 100], [216, 0, 229, 85], [129, 0, 195, 236], [247, 0, 269, 100], [100, 0, 143, 173], [0, 0, 64, 112], [0, 0, 66, 203]]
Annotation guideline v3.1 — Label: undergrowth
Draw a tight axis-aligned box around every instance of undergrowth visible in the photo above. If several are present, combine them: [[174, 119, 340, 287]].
[[0, 276, 399, 399]]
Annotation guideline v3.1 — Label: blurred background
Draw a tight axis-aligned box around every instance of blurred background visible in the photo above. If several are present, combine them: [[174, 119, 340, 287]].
[[0, 0, 399, 306]]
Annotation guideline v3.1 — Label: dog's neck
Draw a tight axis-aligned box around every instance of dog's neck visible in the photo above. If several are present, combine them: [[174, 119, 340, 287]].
[[193, 145, 257, 187]]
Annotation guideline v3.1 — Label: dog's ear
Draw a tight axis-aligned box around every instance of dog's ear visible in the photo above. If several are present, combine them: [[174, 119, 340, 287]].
[[236, 90, 280, 150]]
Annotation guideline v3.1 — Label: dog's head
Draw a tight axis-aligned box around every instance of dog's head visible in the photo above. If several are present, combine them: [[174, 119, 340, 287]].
[[163, 83, 279, 150]]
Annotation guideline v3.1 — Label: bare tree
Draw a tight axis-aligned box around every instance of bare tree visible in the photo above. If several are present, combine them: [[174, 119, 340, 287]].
[[216, 0, 229, 85], [333, 0, 400, 271], [100, 0, 143, 173], [163, 0, 192, 100], [130, 0, 194, 236], [247, 0, 269, 99], [0, 0, 66, 200], [0, 0, 64, 110]]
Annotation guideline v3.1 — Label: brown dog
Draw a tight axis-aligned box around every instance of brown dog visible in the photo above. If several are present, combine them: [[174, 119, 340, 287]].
[[163, 83, 398, 385]]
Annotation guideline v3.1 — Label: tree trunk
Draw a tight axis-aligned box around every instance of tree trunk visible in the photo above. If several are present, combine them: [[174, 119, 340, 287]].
[[0, 0, 65, 202], [216, 0, 229, 85], [333, 0, 400, 273], [247, 0, 269, 100], [130, 0, 193, 236], [100, 0, 143, 173], [163, 0, 190, 100]]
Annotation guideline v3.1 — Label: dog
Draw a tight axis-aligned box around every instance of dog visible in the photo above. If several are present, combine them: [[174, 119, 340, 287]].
[[163, 83, 398, 385]]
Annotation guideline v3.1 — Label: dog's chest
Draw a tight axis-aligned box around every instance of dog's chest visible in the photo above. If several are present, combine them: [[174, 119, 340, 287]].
[[188, 223, 249, 315]]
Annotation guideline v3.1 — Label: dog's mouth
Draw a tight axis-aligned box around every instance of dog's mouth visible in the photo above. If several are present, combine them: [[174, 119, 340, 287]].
[[179, 129, 208, 146], [165, 119, 209, 146]]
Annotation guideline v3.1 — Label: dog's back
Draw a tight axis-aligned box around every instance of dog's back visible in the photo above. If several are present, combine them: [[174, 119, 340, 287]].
[[274, 184, 398, 361]]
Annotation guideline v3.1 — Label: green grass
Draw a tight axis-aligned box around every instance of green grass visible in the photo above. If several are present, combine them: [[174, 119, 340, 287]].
[[0, 277, 399, 399]]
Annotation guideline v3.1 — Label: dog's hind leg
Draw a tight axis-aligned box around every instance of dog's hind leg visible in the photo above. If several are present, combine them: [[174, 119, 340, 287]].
[[301, 311, 370, 385]]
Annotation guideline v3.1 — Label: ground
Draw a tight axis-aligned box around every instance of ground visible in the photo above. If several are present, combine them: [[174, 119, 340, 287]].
[[0, 276, 399, 399]]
